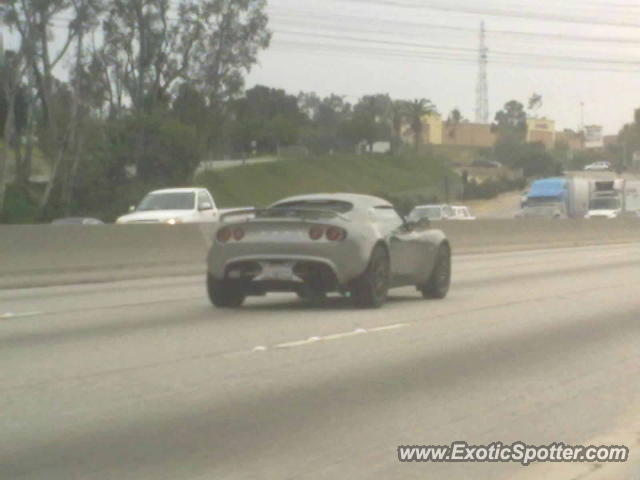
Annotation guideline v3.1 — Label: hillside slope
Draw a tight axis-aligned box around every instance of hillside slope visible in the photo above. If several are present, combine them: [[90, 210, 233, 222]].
[[197, 153, 458, 207]]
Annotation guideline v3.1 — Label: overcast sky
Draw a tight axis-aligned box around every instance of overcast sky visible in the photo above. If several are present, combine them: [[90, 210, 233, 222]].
[[246, 0, 640, 134], [4, 0, 639, 134]]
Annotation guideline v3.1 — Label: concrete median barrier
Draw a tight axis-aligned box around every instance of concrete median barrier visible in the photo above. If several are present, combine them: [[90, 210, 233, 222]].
[[438, 218, 640, 254], [1, 219, 639, 289], [0, 224, 217, 289]]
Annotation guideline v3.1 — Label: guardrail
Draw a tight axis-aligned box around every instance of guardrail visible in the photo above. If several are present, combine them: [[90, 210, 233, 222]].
[[1, 219, 639, 289], [439, 218, 640, 254]]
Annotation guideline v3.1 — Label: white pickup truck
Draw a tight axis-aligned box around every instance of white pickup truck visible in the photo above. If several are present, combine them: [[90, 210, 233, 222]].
[[116, 188, 219, 224]]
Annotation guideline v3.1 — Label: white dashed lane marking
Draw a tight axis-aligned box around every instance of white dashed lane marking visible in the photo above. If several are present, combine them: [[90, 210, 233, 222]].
[[263, 323, 410, 352]]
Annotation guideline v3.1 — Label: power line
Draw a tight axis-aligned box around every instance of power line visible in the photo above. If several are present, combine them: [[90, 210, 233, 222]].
[[273, 30, 640, 67], [273, 39, 640, 73], [333, 0, 640, 29], [271, 11, 640, 47]]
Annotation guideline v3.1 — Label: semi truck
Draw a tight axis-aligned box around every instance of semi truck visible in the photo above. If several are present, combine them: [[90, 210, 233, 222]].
[[521, 177, 590, 219], [585, 179, 640, 218]]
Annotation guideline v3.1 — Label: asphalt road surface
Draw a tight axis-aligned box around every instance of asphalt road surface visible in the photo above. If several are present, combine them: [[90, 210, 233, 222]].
[[2, 243, 640, 479]]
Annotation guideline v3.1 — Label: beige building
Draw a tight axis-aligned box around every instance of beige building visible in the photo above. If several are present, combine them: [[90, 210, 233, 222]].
[[527, 118, 556, 149], [398, 112, 598, 153], [402, 114, 499, 148], [442, 122, 497, 148], [401, 113, 444, 145], [555, 130, 584, 151], [423, 113, 443, 145]]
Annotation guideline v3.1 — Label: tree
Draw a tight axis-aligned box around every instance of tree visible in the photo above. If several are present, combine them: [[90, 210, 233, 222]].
[[493, 100, 527, 144], [230, 85, 303, 155], [187, 0, 271, 107], [297, 92, 321, 121], [0, 50, 26, 216], [407, 99, 434, 149], [135, 114, 201, 183], [3, 0, 106, 217], [513, 142, 561, 178], [94, 0, 271, 177], [0, 68, 29, 187], [172, 83, 210, 148], [617, 110, 640, 170], [60, 0, 106, 214], [390, 100, 409, 152], [528, 93, 543, 111], [445, 108, 463, 140], [299, 94, 353, 154], [97, 0, 202, 114], [349, 94, 392, 152]]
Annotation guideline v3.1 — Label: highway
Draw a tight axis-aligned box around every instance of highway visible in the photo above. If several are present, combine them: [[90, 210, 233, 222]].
[[2, 243, 640, 479]]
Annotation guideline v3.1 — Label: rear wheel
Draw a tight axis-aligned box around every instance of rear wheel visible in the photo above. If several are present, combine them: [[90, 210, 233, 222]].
[[420, 244, 451, 299], [207, 274, 246, 308], [350, 245, 390, 308]]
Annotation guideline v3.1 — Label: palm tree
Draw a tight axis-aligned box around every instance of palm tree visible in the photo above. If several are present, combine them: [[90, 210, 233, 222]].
[[407, 99, 434, 149], [390, 100, 409, 153], [446, 108, 462, 140]]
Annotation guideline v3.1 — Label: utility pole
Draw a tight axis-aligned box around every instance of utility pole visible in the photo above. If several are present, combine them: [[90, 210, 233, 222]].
[[475, 21, 489, 124], [0, 30, 5, 68], [579, 102, 586, 150]]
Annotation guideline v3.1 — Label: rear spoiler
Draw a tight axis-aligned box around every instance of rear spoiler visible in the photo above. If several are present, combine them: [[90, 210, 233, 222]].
[[219, 207, 257, 223], [222, 207, 350, 223]]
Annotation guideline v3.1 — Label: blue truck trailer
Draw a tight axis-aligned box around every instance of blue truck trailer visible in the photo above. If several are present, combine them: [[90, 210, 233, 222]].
[[522, 177, 590, 218]]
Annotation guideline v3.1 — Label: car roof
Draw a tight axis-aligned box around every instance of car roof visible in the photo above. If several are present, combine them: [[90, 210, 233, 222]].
[[271, 193, 392, 209], [413, 204, 449, 209], [148, 188, 204, 194]]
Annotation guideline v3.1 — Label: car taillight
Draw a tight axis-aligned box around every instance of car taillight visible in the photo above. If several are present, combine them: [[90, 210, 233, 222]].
[[233, 227, 245, 241], [309, 226, 324, 240], [326, 227, 346, 241], [217, 227, 232, 243]]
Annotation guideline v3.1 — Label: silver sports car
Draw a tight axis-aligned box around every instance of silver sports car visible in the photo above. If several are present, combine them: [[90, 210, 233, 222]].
[[206, 193, 451, 308]]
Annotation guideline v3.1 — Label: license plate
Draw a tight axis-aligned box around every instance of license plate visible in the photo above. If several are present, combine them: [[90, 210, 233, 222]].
[[256, 262, 302, 282]]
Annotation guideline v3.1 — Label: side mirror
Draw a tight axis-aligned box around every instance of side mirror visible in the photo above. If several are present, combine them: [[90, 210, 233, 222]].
[[199, 202, 213, 211], [129, 205, 136, 213]]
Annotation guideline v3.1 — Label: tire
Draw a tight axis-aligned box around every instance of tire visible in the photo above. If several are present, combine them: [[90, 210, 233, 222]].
[[207, 274, 246, 308], [420, 244, 451, 299], [350, 245, 390, 308]]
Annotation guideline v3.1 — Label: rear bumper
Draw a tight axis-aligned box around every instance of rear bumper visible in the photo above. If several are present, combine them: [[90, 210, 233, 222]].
[[223, 259, 341, 294], [207, 240, 371, 286]]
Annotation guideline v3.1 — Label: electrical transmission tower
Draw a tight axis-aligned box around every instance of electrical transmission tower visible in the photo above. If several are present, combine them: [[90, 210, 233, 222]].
[[475, 21, 489, 124]]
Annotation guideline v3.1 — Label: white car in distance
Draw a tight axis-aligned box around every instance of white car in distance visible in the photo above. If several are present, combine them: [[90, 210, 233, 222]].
[[584, 161, 611, 172], [116, 188, 219, 224], [450, 206, 476, 220], [408, 204, 454, 222]]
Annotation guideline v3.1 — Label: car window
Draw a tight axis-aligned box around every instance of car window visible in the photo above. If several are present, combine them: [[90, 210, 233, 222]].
[[412, 206, 442, 220], [137, 192, 195, 211], [590, 198, 620, 210], [198, 191, 212, 209], [272, 200, 353, 213], [373, 206, 404, 227]]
